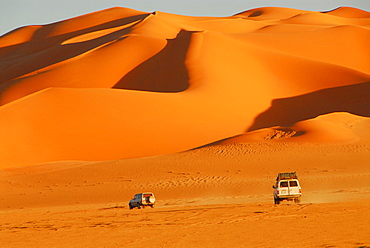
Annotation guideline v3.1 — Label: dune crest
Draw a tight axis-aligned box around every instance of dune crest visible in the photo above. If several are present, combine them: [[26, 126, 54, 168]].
[[324, 6, 370, 18], [0, 6, 369, 168]]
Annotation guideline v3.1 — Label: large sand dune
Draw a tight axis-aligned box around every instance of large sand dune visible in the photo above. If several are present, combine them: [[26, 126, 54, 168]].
[[0, 6, 369, 247], [0, 6, 369, 168]]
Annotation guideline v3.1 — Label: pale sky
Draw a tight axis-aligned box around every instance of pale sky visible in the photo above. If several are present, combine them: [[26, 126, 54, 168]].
[[1, 0, 370, 36]]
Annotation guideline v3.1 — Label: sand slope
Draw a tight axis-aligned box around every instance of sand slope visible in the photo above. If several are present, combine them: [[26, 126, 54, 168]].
[[0, 6, 370, 247], [0, 6, 369, 168]]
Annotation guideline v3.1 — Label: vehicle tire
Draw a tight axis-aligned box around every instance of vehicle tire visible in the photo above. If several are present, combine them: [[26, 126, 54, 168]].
[[294, 198, 301, 204], [137, 204, 141, 209], [129, 203, 133, 210]]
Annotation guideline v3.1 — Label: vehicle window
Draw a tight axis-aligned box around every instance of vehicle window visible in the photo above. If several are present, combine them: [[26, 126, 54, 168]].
[[280, 181, 288, 187], [289, 181, 298, 187]]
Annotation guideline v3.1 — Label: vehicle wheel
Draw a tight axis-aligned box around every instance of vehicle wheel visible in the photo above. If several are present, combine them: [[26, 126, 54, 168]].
[[129, 203, 133, 210], [294, 198, 301, 204], [137, 204, 141, 209]]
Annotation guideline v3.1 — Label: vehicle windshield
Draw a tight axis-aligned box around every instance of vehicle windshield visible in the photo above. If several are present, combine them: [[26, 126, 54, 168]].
[[280, 181, 288, 187]]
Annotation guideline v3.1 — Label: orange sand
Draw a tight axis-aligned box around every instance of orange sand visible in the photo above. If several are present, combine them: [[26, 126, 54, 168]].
[[0, 6, 369, 247]]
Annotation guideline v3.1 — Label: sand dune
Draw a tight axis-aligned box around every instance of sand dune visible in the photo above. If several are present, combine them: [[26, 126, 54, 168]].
[[0, 6, 369, 168], [0, 6, 370, 247]]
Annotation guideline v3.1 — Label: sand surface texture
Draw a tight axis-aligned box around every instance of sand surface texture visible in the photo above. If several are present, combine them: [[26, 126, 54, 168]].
[[0, 6, 369, 247]]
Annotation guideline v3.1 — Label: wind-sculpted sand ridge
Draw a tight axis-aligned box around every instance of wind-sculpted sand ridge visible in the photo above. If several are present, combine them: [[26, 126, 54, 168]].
[[0, 6, 370, 168], [0, 7, 370, 246]]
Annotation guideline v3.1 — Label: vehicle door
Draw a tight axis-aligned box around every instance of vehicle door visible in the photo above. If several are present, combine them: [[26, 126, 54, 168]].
[[288, 180, 300, 195], [278, 181, 289, 196], [135, 194, 142, 205]]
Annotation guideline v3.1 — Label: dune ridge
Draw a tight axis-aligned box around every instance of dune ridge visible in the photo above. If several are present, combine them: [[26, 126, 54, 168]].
[[0, 7, 370, 248], [0, 6, 369, 168]]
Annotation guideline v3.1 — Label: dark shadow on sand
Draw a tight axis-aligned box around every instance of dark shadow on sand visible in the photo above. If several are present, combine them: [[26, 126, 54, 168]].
[[248, 81, 370, 131], [113, 30, 193, 92], [0, 13, 150, 85]]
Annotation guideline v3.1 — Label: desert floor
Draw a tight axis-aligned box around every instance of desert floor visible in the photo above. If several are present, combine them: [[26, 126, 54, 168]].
[[1, 140, 369, 248]]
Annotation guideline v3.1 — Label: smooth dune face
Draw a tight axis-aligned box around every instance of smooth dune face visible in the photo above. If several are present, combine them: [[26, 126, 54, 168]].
[[0, 6, 369, 168]]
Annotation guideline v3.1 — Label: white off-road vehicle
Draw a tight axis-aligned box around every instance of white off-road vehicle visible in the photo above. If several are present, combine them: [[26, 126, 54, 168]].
[[129, 192, 156, 209], [273, 172, 302, 204]]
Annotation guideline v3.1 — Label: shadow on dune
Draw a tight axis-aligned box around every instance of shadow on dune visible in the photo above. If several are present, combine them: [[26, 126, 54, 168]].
[[248, 82, 370, 131], [0, 13, 150, 85], [113, 30, 193, 92]]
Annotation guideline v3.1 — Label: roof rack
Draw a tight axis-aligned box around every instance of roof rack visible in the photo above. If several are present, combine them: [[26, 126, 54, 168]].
[[276, 172, 298, 181]]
